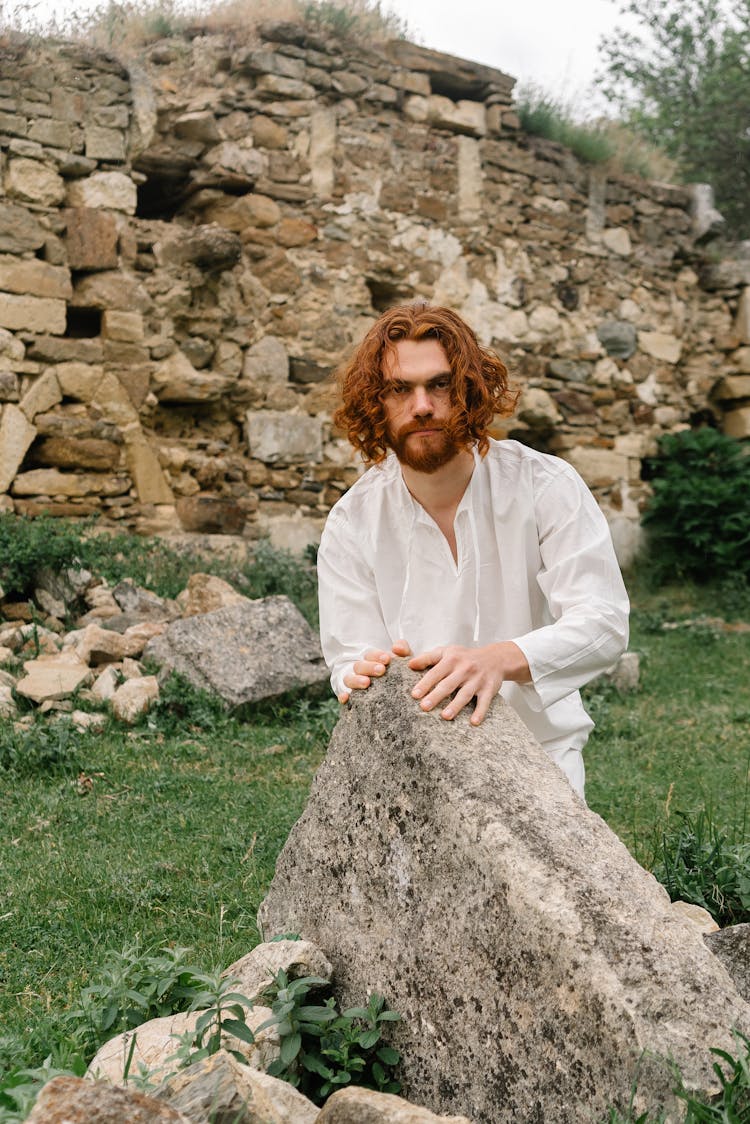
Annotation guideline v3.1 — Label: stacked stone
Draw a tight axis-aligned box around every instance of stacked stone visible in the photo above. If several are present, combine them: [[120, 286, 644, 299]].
[[0, 25, 746, 555]]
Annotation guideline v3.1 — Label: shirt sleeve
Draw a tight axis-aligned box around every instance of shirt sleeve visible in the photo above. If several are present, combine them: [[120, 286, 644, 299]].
[[317, 508, 393, 699], [510, 463, 630, 711]]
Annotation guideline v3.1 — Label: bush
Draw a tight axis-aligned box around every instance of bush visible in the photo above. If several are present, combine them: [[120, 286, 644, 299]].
[[515, 86, 614, 164], [651, 808, 750, 927], [0, 515, 89, 600], [642, 428, 750, 585]]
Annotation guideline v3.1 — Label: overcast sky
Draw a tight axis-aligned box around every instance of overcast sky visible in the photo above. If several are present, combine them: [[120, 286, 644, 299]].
[[385, 0, 630, 109]]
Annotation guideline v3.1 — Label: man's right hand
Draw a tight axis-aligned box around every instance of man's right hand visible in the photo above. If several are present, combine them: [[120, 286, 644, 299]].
[[339, 640, 412, 703]]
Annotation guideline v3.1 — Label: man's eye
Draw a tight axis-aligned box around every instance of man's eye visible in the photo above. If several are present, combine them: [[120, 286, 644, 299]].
[[433, 379, 451, 392]]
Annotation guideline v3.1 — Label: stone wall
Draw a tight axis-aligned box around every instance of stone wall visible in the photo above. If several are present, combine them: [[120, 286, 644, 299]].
[[0, 25, 748, 558]]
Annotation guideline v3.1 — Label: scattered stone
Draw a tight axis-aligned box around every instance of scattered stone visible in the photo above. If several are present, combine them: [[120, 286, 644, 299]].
[[0, 682, 17, 716], [224, 939, 333, 1006], [672, 901, 719, 934], [157, 1050, 317, 1124], [91, 664, 120, 702], [597, 651, 640, 692], [16, 652, 92, 704], [110, 675, 160, 723], [89, 1008, 279, 1085], [317, 1088, 472, 1124], [71, 709, 107, 733], [259, 660, 750, 1124], [175, 572, 249, 617], [67, 623, 150, 665], [145, 597, 328, 706], [111, 579, 175, 621], [25, 1075, 192, 1124]]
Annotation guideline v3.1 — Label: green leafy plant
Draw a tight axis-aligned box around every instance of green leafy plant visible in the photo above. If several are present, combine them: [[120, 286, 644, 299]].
[[0, 514, 90, 600], [0, 720, 80, 776], [651, 809, 750, 927], [258, 970, 401, 1104], [676, 1033, 750, 1120], [642, 428, 750, 586], [71, 943, 206, 1053], [177, 969, 256, 1066]]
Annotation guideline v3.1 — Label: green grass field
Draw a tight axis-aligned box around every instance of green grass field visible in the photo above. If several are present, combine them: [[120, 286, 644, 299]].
[[0, 573, 749, 1114]]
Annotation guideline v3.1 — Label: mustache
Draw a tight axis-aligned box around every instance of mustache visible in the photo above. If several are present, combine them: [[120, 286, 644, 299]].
[[395, 420, 450, 439]]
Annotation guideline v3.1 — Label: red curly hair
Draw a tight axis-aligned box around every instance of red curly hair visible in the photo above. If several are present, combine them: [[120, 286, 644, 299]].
[[334, 302, 517, 464]]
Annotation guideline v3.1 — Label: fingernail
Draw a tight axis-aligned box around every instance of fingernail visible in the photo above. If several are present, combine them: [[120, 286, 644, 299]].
[[374, 663, 384, 673], [442, 708, 453, 719]]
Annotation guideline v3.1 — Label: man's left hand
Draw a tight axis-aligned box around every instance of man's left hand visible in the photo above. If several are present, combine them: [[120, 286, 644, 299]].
[[408, 642, 531, 726]]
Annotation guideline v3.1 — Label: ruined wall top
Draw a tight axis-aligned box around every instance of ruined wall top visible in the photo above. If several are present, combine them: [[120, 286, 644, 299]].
[[0, 26, 748, 556]]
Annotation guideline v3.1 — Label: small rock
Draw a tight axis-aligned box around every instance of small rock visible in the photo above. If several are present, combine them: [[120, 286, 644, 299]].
[[89, 1007, 279, 1085], [598, 651, 640, 692], [110, 676, 159, 723], [175, 572, 250, 617], [0, 645, 14, 665], [0, 683, 17, 717], [16, 652, 93, 703], [71, 623, 150, 666], [112, 579, 176, 621], [91, 664, 121, 702], [121, 657, 145, 679], [34, 586, 67, 619], [157, 1050, 317, 1124], [224, 939, 332, 1005], [25, 1075, 191, 1124], [316, 1088, 473, 1123], [71, 709, 107, 733]]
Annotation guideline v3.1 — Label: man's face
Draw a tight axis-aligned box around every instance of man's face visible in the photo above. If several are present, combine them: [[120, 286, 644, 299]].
[[381, 339, 461, 473]]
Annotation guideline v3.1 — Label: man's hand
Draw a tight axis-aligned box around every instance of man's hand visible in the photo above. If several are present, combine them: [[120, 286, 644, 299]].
[[408, 641, 531, 726], [339, 640, 412, 703]]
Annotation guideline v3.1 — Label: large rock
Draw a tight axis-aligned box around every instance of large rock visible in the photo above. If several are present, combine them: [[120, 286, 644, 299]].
[[705, 925, 750, 1003], [144, 596, 328, 706], [26, 1075, 191, 1123], [258, 660, 750, 1124], [0, 404, 36, 492], [317, 1088, 472, 1124], [15, 652, 93, 703], [157, 1050, 317, 1124]]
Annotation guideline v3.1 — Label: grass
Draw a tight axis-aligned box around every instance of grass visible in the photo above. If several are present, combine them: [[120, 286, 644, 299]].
[[515, 84, 679, 180], [0, 560, 749, 1117], [584, 576, 750, 863]]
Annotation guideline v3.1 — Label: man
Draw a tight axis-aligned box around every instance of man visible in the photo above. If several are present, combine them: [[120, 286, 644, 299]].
[[317, 303, 629, 798]]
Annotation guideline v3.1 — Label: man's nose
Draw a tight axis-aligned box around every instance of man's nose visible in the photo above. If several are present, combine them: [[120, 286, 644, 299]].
[[411, 386, 434, 414]]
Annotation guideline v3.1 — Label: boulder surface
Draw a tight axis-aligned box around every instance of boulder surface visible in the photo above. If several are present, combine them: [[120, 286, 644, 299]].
[[259, 660, 750, 1123], [144, 596, 327, 705]]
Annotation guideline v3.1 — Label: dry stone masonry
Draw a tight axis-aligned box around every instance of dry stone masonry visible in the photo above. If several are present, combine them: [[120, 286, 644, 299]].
[[1, 26, 749, 558]]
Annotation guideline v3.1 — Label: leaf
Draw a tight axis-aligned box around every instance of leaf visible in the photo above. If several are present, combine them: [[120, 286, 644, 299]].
[[280, 1031, 302, 1066], [376, 1046, 400, 1065], [296, 1005, 339, 1023], [222, 1018, 255, 1045], [342, 1006, 370, 1020], [358, 1029, 381, 1049], [301, 1051, 334, 1078], [376, 1010, 401, 1022]]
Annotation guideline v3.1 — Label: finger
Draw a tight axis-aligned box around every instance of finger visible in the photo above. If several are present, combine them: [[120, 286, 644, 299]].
[[338, 692, 350, 704], [364, 649, 391, 664], [419, 671, 465, 711], [353, 659, 387, 678], [343, 671, 372, 690], [440, 683, 479, 721], [469, 687, 496, 726], [408, 647, 444, 673], [391, 639, 412, 657]]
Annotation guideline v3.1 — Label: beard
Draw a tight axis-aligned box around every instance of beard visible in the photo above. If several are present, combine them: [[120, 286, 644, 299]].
[[388, 420, 462, 473]]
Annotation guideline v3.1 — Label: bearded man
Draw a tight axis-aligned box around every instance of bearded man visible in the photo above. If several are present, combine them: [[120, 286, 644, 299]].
[[316, 303, 629, 798]]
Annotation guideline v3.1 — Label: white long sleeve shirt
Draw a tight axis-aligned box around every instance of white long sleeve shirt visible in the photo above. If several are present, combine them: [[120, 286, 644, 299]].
[[317, 439, 629, 793]]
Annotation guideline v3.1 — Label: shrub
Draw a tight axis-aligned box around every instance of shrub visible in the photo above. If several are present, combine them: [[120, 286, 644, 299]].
[[0, 720, 80, 776], [0, 514, 89, 600], [651, 808, 750, 927], [258, 970, 401, 1103], [642, 428, 750, 586], [515, 86, 615, 165]]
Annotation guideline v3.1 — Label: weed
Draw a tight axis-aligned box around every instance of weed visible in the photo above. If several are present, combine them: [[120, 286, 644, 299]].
[[0, 514, 90, 601], [171, 969, 255, 1069], [70, 942, 206, 1055], [515, 85, 615, 164], [0, 720, 80, 776], [259, 970, 401, 1103], [651, 809, 750, 927], [147, 673, 233, 735]]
